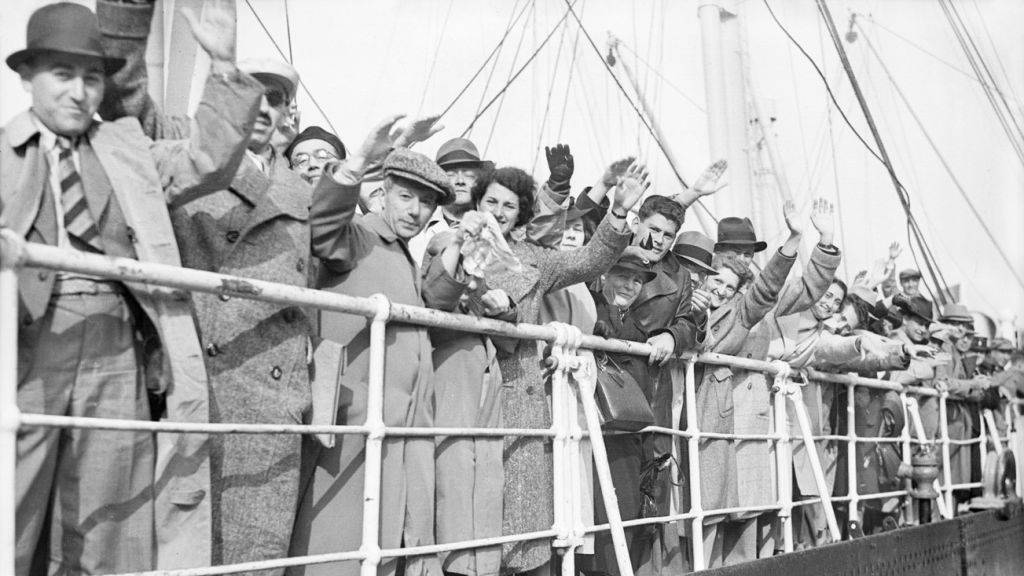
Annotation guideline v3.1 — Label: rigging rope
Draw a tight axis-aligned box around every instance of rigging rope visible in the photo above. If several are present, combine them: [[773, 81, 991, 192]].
[[616, 42, 706, 114], [283, 0, 293, 63], [243, 0, 339, 136], [555, 0, 585, 142], [460, 0, 577, 139], [480, 0, 536, 155], [938, 0, 1024, 166], [561, 0, 721, 218], [436, 0, 531, 121], [530, 6, 574, 174], [417, 0, 456, 115], [855, 24, 1024, 294]]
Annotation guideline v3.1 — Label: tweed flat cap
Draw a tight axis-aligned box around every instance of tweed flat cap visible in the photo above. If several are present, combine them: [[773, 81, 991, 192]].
[[899, 268, 922, 282], [383, 148, 453, 204]]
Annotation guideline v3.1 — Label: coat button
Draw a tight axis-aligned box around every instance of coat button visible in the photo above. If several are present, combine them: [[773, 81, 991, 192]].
[[296, 258, 305, 273], [526, 386, 535, 395], [126, 226, 137, 243], [37, 271, 49, 281], [21, 315, 33, 327], [205, 343, 221, 357], [226, 230, 240, 243], [270, 366, 283, 380], [219, 293, 231, 302], [283, 308, 300, 323]]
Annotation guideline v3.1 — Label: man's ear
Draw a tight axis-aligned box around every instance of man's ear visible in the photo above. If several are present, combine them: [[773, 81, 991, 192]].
[[18, 63, 35, 92]]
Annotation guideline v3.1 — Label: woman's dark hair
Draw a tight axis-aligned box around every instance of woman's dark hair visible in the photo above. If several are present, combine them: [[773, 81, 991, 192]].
[[471, 166, 536, 228], [846, 293, 874, 328], [831, 279, 849, 302]]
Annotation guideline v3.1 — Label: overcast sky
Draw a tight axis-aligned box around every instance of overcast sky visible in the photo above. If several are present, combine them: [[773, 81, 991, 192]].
[[2, 0, 1022, 329]]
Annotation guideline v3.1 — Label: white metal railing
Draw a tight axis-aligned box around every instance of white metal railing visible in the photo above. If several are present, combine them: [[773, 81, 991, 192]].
[[0, 236, 1019, 576]]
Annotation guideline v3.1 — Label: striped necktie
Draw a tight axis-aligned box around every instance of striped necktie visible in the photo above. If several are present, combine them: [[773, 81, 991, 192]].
[[56, 136, 103, 252]]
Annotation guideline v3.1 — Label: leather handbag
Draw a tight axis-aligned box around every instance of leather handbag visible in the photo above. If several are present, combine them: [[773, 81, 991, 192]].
[[594, 355, 656, 431]]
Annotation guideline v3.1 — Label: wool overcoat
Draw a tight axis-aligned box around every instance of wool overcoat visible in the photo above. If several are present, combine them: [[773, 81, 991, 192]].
[[485, 216, 629, 573], [421, 230, 514, 576], [730, 244, 841, 511], [290, 171, 462, 576], [99, 8, 314, 567], [693, 249, 795, 515]]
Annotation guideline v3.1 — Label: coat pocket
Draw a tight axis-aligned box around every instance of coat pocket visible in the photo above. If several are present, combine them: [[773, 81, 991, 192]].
[[710, 366, 734, 418]]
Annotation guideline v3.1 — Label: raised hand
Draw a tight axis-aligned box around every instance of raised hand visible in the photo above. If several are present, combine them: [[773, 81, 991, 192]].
[[782, 200, 803, 237], [392, 114, 444, 148], [691, 159, 728, 197], [602, 156, 636, 188], [612, 161, 651, 213], [182, 0, 236, 65], [545, 144, 574, 183], [809, 198, 836, 246], [888, 241, 902, 261], [352, 114, 406, 170]]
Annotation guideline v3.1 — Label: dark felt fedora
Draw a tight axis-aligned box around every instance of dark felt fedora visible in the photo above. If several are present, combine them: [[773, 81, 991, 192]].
[[435, 137, 494, 171], [714, 216, 767, 253], [6, 3, 125, 74], [672, 231, 718, 275], [609, 253, 657, 283]]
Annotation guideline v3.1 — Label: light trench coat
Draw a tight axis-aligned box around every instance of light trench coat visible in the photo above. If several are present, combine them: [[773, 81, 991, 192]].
[[730, 244, 841, 511], [693, 249, 796, 516]]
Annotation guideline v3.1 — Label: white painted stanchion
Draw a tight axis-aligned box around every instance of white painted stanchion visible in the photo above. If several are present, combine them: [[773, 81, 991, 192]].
[[771, 365, 795, 554], [983, 409, 1004, 457], [845, 382, 860, 528], [684, 361, 706, 570], [359, 295, 391, 576], [782, 378, 841, 541], [937, 392, 955, 514], [0, 230, 23, 576], [899, 391, 917, 525]]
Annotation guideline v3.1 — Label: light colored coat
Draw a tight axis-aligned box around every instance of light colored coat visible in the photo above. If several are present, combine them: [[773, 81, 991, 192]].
[[0, 68, 260, 568], [730, 244, 841, 510], [290, 174, 463, 576], [486, 216, 629, 573], [694, 249, 795, 515], [421, 231, 514, 576]]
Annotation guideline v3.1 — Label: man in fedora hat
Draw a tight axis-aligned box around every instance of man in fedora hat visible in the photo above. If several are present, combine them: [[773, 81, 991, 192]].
[[408, 136, 493, 265], [2, 1, 262, 573], [291, 136, 468, 576], [714, 216, 767, 270]]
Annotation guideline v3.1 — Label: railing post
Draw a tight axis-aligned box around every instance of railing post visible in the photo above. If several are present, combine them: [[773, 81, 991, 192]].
[[564, 353, 586, 576], [0, 230, 23, 576], [937, 391, 954, 514], [360, 294, 391, 576], [550, 327, 571, 555], [684, 361, 705, 570], [785, 379, 841, 541], [772, 371, 794, 554], [845, 382, 860, 530]]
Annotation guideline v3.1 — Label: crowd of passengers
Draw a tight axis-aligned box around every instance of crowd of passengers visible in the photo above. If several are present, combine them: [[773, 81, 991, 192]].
[[4, 2, 1024, 575]]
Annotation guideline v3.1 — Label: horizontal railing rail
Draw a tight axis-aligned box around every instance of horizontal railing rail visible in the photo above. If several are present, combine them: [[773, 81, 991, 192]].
[[0, 237, 1019, 576]]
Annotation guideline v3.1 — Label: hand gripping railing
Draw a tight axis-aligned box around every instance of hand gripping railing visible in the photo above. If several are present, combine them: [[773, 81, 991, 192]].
[[0, 235, 1019, 576]]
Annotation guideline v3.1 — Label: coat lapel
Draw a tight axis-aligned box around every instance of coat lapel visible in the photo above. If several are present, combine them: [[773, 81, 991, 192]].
[[78, 139, 113, 225], [0, 112, 49, 239], [234, 155, 309, 242], [488, 241, 541, 304], [636, 257, 681, 307]]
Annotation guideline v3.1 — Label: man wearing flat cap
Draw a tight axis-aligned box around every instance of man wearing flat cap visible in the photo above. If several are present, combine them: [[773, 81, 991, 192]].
[[290, 126, 467, 576], [408, 136, 493, 265], [2, 1, 262, 573], [96, 0, 328, 569]]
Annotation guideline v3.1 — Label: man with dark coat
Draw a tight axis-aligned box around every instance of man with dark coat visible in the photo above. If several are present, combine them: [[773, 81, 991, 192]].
[[97, 0, 320, 570], [3, 2, 261, 573], [290, 139, 465, 576]]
